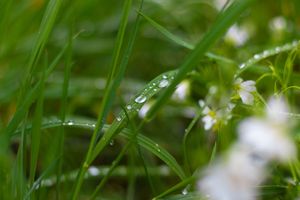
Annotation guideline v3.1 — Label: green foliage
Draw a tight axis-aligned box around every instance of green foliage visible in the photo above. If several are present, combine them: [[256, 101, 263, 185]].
[[1, 0, 300, 199]]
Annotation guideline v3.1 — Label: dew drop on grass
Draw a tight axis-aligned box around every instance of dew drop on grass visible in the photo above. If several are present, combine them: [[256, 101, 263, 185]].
[[66, 120, 74, 126], [253, 54, 260, 59], [126, 105, 132, 110], [159, 79, 169, 88], [162, 75, 167, 79], [116, 117, 121, 121], [135, 95, 147, 103], [182, 188, 188, 195]]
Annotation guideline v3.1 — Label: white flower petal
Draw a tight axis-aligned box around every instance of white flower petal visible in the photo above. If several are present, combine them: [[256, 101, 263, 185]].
[[202, 106, 211, 115], [202, 115, 216, 130], [239, 90, 254, 105], [198, 145, 264, 200], [241, 81, 256, 92], [266, 96, 289, 124], [238, 118, 296, 162]]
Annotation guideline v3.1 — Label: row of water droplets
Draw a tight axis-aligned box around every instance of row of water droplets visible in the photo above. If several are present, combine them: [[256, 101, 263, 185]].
[[239, 40, 299, 69], [115, 73, 175, 123]]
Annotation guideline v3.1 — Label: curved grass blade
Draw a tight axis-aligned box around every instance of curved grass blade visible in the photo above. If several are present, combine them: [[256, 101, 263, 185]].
[[13, 118, 186, 180], [236, 40, 299, 76], [152, 176, 196, 200], [145, 0, 257, 121]]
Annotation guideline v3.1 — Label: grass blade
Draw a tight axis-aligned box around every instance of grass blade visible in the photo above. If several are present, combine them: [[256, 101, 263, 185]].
[[71, 0, 133, 198], [29, 58, 46, 188]]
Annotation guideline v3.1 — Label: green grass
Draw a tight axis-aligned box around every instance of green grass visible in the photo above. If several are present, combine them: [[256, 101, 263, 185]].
[[1, 0, 300, 199]]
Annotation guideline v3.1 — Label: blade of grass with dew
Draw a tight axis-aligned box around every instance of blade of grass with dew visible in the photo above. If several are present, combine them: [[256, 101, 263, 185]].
[[90, 70, 177, 162], [157, 192, 203, 200], [152, 176, 196, 200], [71, 0, 133, 198], [139, 12, 235, 65], [145, 0, 257, 121], [29, 59, 46, 191], [90, 107, 147, 199], [236, 40, 299, 76], [13, 119, 186, 181]]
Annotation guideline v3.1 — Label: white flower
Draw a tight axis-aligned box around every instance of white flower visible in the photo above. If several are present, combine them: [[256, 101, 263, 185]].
[[172, 80, 190, 102], [235, 78, 256, 105], [198, 145, 266, 200], [201, 103, 235, 130], [238, 97, 296, 162], [202, 106, 217, 131], [225, 24, 250, 47], [269, 16, 287, 32]]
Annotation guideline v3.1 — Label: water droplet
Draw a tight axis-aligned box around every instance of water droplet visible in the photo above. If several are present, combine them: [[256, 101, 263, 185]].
[[262, 50, 269, 57], [109, 140, 114, 146], [152, 83, 156, 86], [253, 54, 260, 59], [155, 144, 161, 152], [66, 120, 74, 125], [116, 117, 121, 121], [159, 80, 169, 88], [162, 75, 167, 79], [91, 124, 96, 128], [126, 105, 132, 110], [182, 188, 188, 195], [135, 95, 147, 103], [154, 88, 158, 92], [239, 63, 246, 69]]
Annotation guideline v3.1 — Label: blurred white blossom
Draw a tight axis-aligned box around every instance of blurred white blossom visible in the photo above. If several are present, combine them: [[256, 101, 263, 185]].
[[235, 78, 256, 105], [138, 102, 152, 118], [172, 80, 190, 102], [202, 106, 217, 131], [269, 16, 287, 32], [213, 0, 228, 11], [198, 145, 266, 200], [225, 24, 249, 47], [238, 97, 296, 162], [198, 97, 296, 200], [201, 103, 235, 131]]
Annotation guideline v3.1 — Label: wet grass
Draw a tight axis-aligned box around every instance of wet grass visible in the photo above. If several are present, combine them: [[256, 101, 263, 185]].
[[1, 0, 300, 199]]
